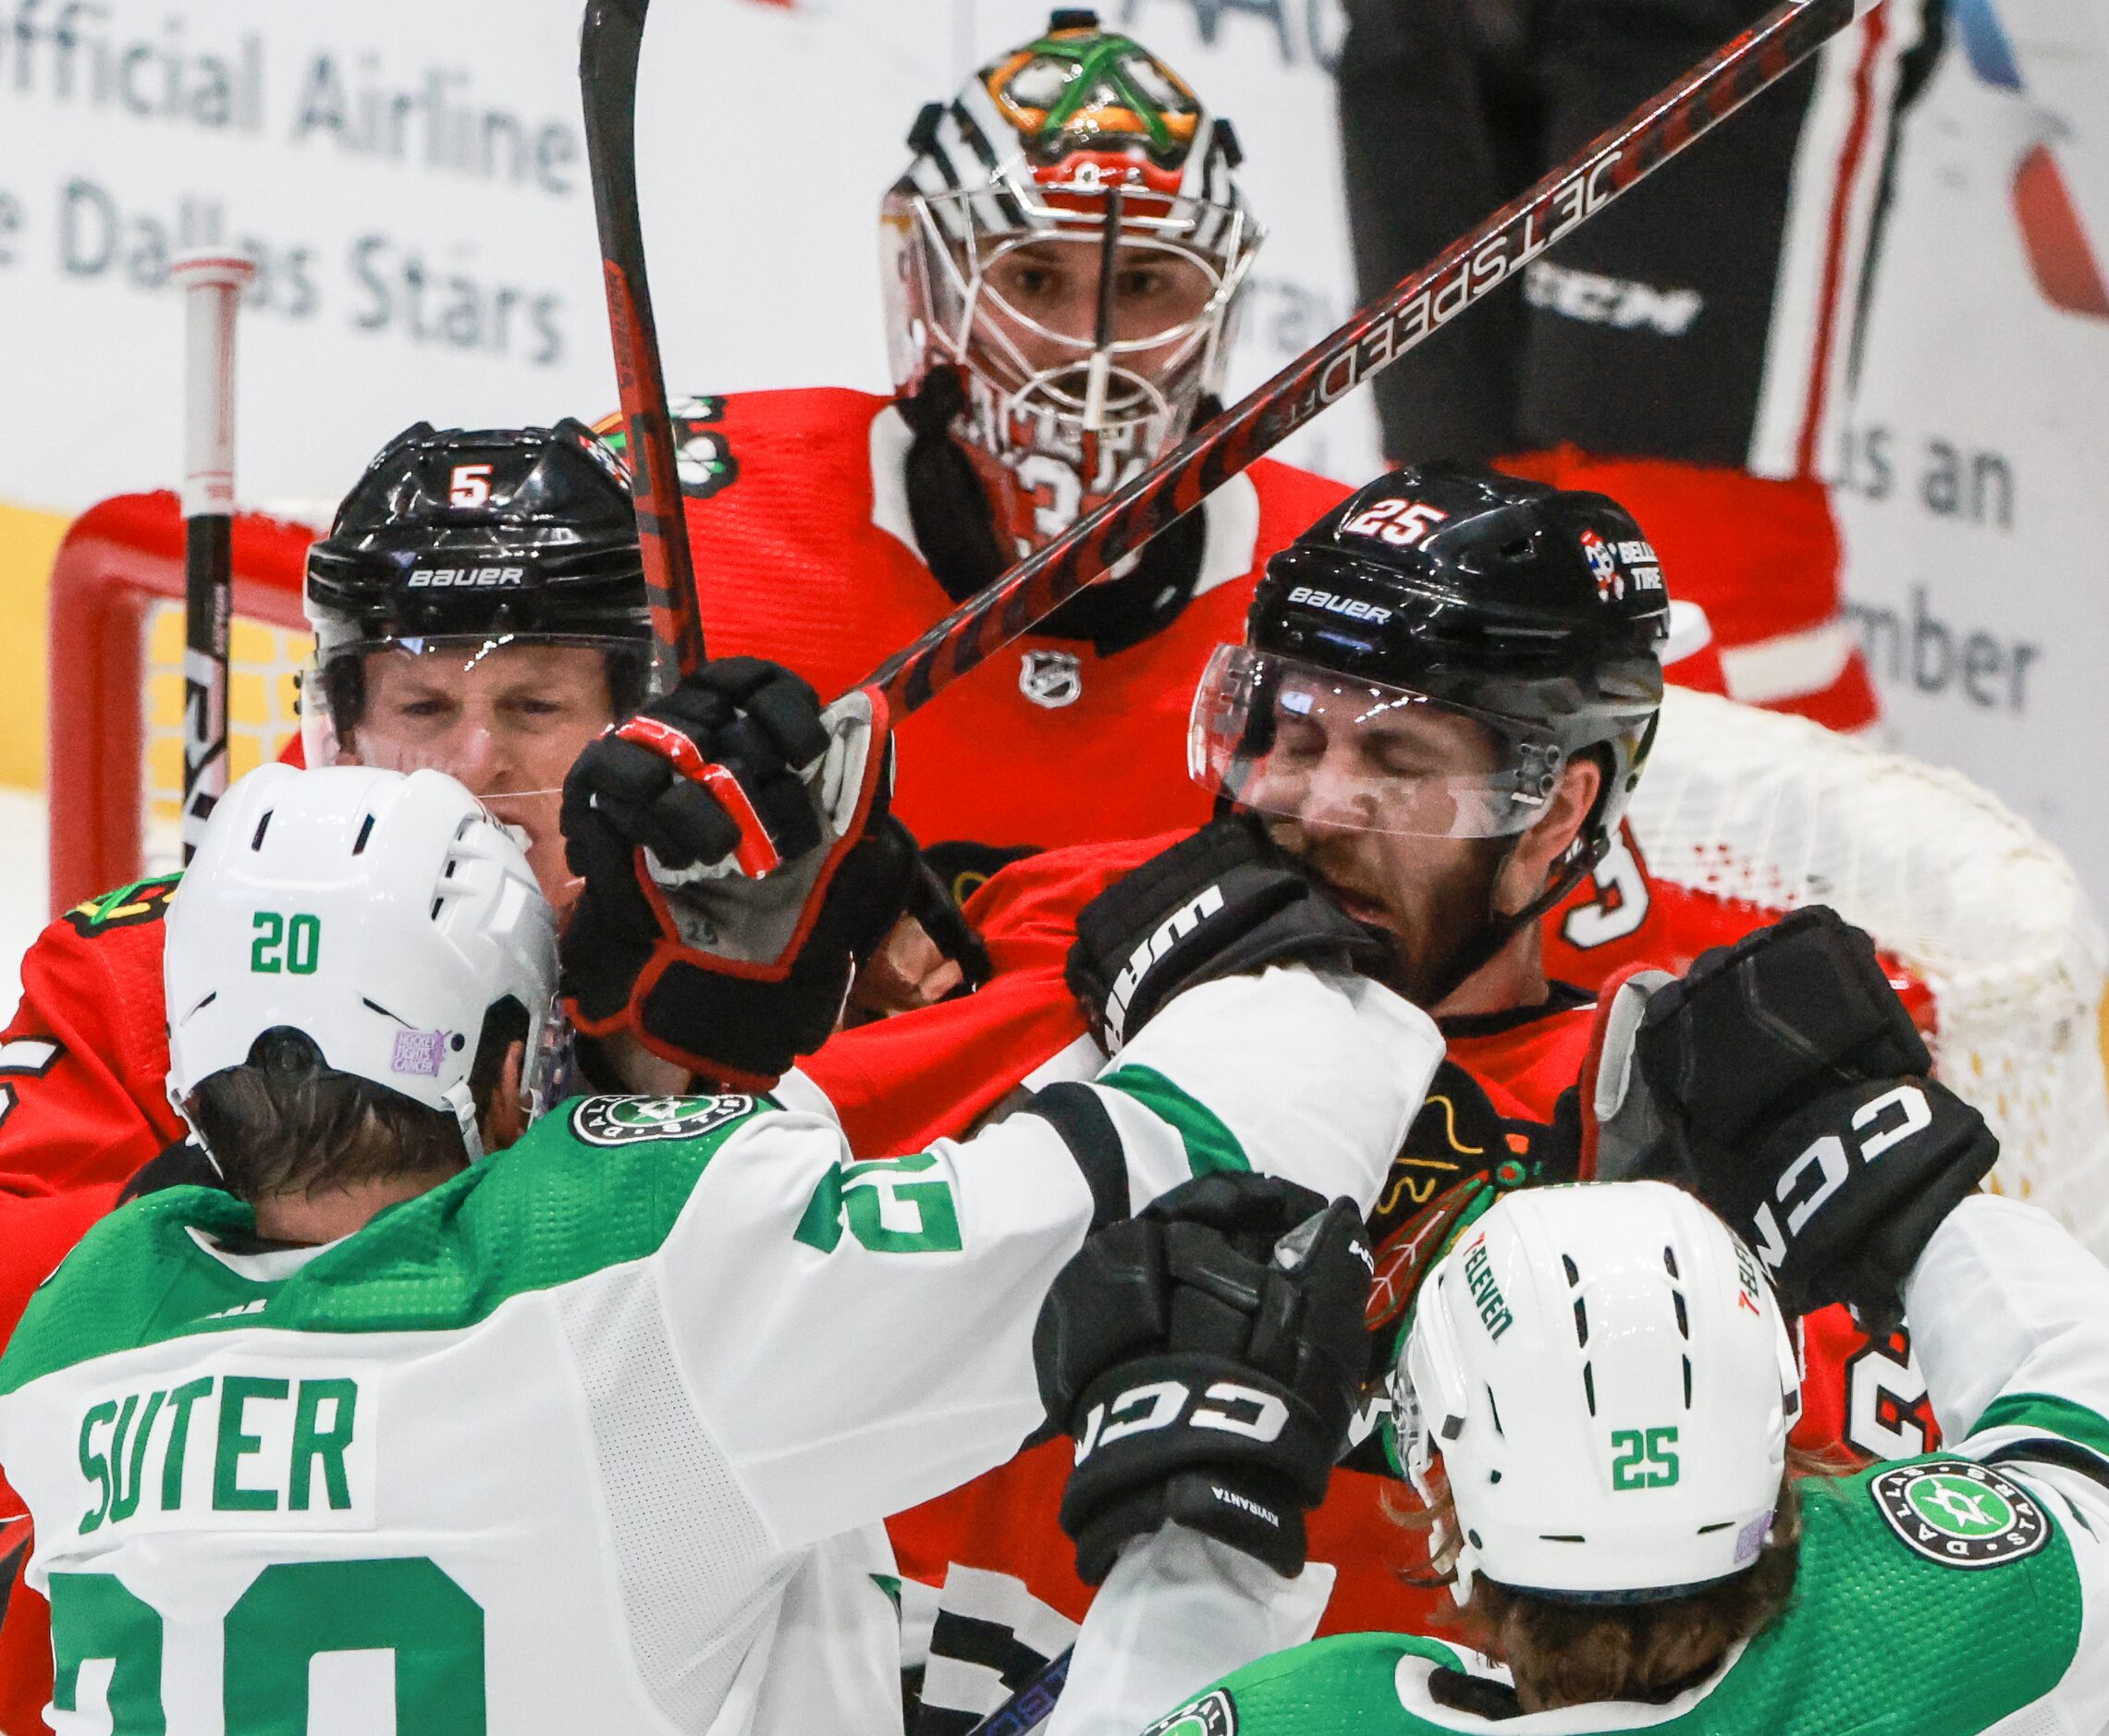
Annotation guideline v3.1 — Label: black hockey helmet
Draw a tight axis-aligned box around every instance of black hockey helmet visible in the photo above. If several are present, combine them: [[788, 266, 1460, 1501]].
[[1190, 462, 1669, 867], [303, 421, 654, 752]]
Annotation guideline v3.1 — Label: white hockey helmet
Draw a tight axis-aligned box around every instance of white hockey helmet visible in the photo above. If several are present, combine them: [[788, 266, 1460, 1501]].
[[165, 764, 559, 1162], [1398, 1181, 1801, 1602]]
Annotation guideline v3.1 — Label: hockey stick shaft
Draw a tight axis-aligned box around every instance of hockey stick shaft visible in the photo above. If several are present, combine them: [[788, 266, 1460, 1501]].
[[862, 0, 1878, 718], [580, 0, 706, 680], [170, 251, 255, 862], [963, 1644, 1070, 1736]]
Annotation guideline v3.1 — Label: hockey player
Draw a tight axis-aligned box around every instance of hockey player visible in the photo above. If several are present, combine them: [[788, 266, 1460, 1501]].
[[0, 420, 666, 1730], [0, 420, 656, 1205], [771, 467, 1935, 1729], [0, 716, 1439, 1733], [602, 10, 1349, 886], [1044, 923, 2102, 1735]]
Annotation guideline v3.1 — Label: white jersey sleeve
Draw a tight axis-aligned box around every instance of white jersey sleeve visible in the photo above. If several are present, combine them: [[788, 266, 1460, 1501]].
[[658, 965, 1441, 1549]]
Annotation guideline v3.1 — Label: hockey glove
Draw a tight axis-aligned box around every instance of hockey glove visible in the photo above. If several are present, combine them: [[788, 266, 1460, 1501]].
[[560, 659, 917, 1088], [1065, 816, 1391, 1053], [1633, 905, 1931, 1161], [1035, 1174, 1374, 1582], [1614, 905, 1993, 1323], [1698, 1074, 1998, 1326]]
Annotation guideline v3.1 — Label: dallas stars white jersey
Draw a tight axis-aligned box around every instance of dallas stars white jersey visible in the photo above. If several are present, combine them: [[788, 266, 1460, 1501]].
[[0, 967, 1440, 1736], [1065, 1193, 2109, 1736]]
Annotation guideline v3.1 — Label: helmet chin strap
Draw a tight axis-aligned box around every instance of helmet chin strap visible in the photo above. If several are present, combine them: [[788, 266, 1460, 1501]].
[[444, 1079, 486, 1166], [1417, 834, 1605, 1014]]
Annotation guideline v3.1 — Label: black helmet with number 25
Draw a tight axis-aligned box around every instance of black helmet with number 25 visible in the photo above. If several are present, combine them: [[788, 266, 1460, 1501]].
[[1189, 463, 1672, 932]]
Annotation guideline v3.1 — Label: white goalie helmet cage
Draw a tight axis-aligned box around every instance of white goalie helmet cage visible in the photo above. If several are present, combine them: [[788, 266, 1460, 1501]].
[[165, 764, 560, 1162], [1399, 1181, 1801, 1602]]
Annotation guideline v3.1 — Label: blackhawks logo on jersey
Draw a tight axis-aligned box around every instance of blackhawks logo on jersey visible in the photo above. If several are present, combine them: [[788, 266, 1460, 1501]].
[[594, 397, 739, 501], [65, 873, 181, 937], [1870, 1459, 2050, 1568], [1141, 1688, 1236, 1736], [570, 1094, 756, 1146]]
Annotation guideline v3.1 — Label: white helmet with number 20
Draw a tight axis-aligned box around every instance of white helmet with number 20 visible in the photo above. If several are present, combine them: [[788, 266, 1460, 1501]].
[[165, 764, 560, 1162], [1398, 1181, 1801, 1603]]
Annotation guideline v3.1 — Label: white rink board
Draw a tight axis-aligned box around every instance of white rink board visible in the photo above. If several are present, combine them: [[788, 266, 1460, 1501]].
[[0, 0, 1378, 519]]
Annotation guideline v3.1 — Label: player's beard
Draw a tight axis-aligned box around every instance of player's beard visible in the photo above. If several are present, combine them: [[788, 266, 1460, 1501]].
[[1274, 824, 1509, 1010]]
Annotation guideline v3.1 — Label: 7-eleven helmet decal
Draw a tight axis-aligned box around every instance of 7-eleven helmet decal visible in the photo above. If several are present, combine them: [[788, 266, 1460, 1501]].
[[881, 9, 1259, 557]]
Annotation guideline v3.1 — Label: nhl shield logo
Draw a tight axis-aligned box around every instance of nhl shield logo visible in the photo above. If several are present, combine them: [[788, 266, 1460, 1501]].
[[1870, 1460, 2051, 1568], [1580, 529, 1623, 601], [1019, 649, 1084, 709], [1141, 1689, 1237, 1736], [570, 1094, 756, 1146]]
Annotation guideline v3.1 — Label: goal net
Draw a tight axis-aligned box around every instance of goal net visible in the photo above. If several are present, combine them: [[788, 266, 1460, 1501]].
[[1635, 686, 2109, 1259]]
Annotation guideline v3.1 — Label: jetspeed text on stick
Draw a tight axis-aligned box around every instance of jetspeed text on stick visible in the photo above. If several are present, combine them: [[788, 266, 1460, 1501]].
[[1290, 155, 1623, 430]]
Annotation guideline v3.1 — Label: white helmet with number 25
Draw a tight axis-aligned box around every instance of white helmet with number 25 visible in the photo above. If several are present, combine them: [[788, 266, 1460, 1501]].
[[1397, 1181, 1801, 1603], [164, 764, 559, 1162]]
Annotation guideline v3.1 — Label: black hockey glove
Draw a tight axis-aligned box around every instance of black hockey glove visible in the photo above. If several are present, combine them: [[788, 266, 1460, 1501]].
[[560, 659, 916, 1089], [1622, 906, 1994, 1323], [1065, 816, 1391, 1053], [1034, 1174, 1375, 1582], [1702, 1073, 1998, 1326]]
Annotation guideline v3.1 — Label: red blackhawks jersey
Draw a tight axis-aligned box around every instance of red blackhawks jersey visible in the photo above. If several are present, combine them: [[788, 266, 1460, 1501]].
[[616, 386, 1352, 877], [791, 835, 1939, 1727]]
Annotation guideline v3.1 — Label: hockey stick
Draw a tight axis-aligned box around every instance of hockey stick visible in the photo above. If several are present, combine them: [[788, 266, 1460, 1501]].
[[579, 0, 706, 680], [962, 1644, 1071, 1736], [170, 251, 255, 862], [862, 0, 1880, 719]]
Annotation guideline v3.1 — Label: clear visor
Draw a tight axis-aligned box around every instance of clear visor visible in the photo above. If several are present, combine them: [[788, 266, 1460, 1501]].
[[302, 632, 643, 912], [1187, 644, 1565, 840]]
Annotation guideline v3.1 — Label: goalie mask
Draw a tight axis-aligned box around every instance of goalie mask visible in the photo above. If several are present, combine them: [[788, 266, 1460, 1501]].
[[166, 764, 560, 1164], [1395, 1181, 1802, 1603], [881, 9, 1259, 555], [301, 420, 653, 903]]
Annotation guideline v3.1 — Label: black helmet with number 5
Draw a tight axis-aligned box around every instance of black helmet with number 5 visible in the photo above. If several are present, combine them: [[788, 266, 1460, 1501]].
[[1190, 463, 1670, 889], [302, 420, 655, 764]]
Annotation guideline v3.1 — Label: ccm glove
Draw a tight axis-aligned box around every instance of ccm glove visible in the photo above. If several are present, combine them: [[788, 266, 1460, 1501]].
[[561, 660, 916, 1088], [1634, 904, 1930, 1161], [1034, 1174, 1375, 1582], [1066, 816, 1390, 1052], [1701, 1074, 1998, 1326]]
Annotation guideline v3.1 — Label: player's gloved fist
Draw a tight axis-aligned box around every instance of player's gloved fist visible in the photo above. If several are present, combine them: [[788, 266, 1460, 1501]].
[[1634, 905, 1930, 1162], [1700, 1073, 1997, 1327], [1034, 1174, 1375, 1582], [1066, 815, 1391, 1053], [564, 656, 830, 878], [560, 661, 917, 1089]]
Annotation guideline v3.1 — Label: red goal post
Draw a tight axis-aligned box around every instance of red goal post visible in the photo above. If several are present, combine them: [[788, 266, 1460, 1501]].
[[46, 493, 315, 916]]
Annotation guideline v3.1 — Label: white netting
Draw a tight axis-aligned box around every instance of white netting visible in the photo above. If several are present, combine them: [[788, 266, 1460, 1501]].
[[1634, 687, 2109, 1259], [141, 598, 310, 874]]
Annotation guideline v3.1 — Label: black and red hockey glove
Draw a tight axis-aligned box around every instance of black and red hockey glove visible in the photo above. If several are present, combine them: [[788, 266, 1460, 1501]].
[[1035, 1174, 1374, 1582], [559, 658, 917, 1089], [1065, 816, 1391, 1053]]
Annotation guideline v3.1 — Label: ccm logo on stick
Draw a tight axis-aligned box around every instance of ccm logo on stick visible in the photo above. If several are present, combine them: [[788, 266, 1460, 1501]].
[[1073, 1377, 1290, 1463]]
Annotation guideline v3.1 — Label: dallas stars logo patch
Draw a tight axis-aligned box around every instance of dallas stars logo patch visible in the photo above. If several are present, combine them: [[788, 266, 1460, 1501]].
[[1870, 1460, 2050, 1568], [570, 1094, 755, 1147], [1141, 1690, 1236, 1736]]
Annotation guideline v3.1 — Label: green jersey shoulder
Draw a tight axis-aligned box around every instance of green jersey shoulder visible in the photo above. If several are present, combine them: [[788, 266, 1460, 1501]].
[[1154, 1449, 2093, 1736], [0, 1093, 773, 1396]]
